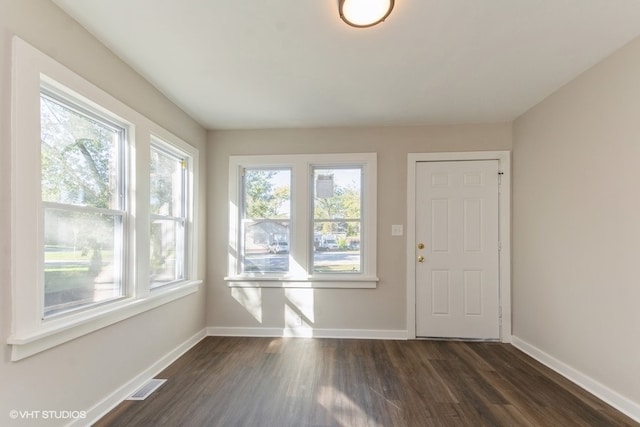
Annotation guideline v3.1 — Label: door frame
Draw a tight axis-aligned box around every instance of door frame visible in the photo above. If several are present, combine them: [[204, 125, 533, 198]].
[[406, 151, 511, 342]]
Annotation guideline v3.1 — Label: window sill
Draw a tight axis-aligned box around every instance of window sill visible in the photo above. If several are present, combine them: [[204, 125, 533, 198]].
[[7, 280, 201, 361], [224, 275, 378, 289]]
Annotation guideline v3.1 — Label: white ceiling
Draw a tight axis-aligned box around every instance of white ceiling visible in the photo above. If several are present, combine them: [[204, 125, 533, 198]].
[[52, 0, 640, 130]]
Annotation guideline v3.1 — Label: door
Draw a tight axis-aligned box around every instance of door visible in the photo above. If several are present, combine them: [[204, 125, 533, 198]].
[[415, 160, 500, 339]]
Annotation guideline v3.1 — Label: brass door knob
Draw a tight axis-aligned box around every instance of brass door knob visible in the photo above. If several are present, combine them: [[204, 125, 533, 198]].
[[418, 256, 425, 263]]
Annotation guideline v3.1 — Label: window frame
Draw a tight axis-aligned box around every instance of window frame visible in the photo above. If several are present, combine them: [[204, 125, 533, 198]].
[[149, 138, 190, 289], [8, 37, 201, 361], [39, 85, 129, 318], [226, 153, 378, 288], [310, 164, 364, 274], [239, 166, 292, 275]]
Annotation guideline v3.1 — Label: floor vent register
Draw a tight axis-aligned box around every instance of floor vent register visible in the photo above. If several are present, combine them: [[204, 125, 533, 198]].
[[126, 379, 167, 401]]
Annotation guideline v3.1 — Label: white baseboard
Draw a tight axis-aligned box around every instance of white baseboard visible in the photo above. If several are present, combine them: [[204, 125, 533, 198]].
[[206, 326, 408, 340], [74, 328, 207, 427], [511, 336, 640, 423]]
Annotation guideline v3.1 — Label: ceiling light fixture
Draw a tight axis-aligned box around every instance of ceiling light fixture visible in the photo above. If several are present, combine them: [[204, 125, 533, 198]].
[[339, 0, 394, 28]]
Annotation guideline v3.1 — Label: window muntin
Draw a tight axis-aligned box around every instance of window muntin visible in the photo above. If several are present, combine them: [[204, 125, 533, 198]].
[[312, 167, 363, 273], [40, 90, 126, 317], [150, 143, 187, 288], [241, 168, 291, 274]]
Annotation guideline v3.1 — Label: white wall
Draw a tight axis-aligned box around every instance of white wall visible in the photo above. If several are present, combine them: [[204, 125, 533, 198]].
[[0, 0, 207, 424], [513, 36, 640, 411], [207, 125, 512, 334]]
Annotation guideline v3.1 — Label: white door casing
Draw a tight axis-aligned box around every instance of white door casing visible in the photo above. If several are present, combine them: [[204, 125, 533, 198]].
[[415, 160, 499, 339], [406, 152, 511, 342]]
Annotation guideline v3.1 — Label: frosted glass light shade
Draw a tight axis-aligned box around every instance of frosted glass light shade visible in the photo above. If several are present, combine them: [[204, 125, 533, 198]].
[[339, 0, 394, 28]]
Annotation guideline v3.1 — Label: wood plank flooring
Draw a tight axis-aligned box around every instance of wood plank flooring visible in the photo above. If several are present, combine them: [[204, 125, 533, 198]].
[[95, 337, 638, 426]]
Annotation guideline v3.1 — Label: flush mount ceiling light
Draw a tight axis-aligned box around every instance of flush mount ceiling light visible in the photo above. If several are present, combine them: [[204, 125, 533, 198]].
[[339, 0, 394, 28]]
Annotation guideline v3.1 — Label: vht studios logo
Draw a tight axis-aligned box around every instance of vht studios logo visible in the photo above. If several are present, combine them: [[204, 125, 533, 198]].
[[9, 410, 87, 420]]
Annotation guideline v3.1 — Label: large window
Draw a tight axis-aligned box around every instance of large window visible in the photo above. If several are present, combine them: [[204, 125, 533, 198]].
[[227, 153, 377, 288], [9, 37, 200, 360], [40, 90, 126, 317]]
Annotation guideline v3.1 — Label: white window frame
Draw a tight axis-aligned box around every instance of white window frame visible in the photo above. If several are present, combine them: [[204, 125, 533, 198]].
[[39, 85, 129, 318], [226, 153, 378, 288], [149, 138, 190, 289], [239, 166, 293, 275], [8, 37, 201, 361]]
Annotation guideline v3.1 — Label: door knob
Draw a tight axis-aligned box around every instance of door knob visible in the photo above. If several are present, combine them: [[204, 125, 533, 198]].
[[417, 256, 425, 263]]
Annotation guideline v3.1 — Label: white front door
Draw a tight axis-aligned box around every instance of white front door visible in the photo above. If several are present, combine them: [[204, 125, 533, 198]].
[[415, 160, 500, 339]]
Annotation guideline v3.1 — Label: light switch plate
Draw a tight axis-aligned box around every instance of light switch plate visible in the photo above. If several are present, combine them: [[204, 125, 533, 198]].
[[391, 224, 403, 236]]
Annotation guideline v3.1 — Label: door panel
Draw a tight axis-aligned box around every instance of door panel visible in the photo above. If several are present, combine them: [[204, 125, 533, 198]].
[[415, 160, 500, 339], [431, 199, 449, 252]]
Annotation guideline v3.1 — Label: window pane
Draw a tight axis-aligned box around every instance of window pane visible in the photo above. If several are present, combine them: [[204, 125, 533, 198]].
[[313, 167, 362, 273], [150, 218, 184, 287], [44, 208, 123, 317], [40, 94, 122, 209], [313, 222, 361, 273], [150, 143, 187, 288], [242, 169, 290, 273], [150, 147, 184, 217]]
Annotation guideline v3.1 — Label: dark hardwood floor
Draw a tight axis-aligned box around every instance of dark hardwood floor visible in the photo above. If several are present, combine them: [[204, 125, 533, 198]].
[[95, 337, 638, 426]]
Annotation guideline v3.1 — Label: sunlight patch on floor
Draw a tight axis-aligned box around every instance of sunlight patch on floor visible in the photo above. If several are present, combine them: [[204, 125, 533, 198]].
[[317, 386, 382, 427]]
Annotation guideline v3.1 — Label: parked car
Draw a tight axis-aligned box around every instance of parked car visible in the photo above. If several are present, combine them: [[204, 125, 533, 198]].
[[269, 241, 289, 254], [319, 235, 339, 251]]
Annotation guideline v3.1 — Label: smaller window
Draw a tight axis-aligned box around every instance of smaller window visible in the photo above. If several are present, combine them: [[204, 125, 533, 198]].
[[312, 166, 363, 274], [227, 153, 377, 288], [240, 168, 291, 274], [149, 142, 188, 288]]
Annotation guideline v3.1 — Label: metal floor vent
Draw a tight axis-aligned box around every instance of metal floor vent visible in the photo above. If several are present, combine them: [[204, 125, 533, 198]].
[[126, 379, 167, 400]]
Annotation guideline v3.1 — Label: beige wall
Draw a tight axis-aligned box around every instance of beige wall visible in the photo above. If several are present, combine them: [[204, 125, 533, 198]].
[[207, 125, 512, 332], [0, 0, 207, 423], [513, 37, 640, 405]]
